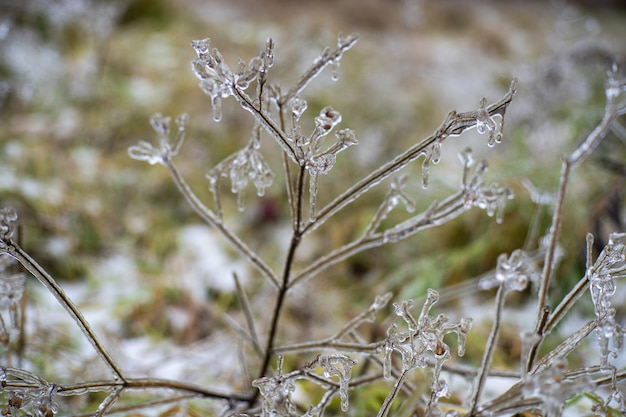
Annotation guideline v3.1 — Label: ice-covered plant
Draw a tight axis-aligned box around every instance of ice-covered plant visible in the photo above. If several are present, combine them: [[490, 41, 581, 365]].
[[1, 30, 625, 417]]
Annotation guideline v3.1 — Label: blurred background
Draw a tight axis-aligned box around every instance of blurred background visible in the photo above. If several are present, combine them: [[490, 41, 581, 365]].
[[1, 0, 626, 413]]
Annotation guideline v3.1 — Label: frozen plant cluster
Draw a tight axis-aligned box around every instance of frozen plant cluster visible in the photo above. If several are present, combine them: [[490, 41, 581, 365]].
[[1, 30, 626, 417]]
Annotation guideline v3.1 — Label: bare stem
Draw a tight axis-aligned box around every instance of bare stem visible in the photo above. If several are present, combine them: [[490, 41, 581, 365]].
[[165, 159, 280, 289], [469, 284, 506, 414], [3, 242, 126, 382], [302, 79, 517, 235]]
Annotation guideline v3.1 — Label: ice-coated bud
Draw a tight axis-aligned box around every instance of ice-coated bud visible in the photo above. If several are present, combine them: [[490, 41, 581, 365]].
[[315, 107, 342, 133], [290, 97, 308, 120], [191, 38, 211, 59], [475, 97, 497, 136], [335, 128, 357, 146], [265, 38, 274, 68], [150, 113, 171, 138]]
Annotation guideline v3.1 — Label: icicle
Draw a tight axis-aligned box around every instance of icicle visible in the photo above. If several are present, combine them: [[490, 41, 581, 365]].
[[0, 208, 18, 242], [383, 323, 398, 379], [265, 38, 274, 68], [431, 140, 442, 164], [475, 97, 498, 146], [309, 172, 320, 222], [331, 59, 340, 81], [211, 94, 222, 122], [318, 354, 357, 412], [422, 153, 431, 189], [291, 97, 308, 121], [0, 316, 8, 347]]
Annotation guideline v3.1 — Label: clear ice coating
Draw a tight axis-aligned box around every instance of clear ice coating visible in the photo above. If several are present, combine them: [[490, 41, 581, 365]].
[[128, 113, 189, 165], [290, 97, 308, 121], [0, 207, 18, 242], [383, 289, 472, 397], [251, 353, 357, 417], [318, 354, 357, 412], [475, 97, 504, 147], [206, 136, 275, 213], [522, 359, 593, 417], [459, 148, 513, 224], [587, 232, 626, 366], [479, 249, 540, 293]]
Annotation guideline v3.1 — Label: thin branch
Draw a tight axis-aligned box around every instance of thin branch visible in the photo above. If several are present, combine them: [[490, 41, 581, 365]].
[[3, 242, 126, 382], [164, 159, 280, 289], [469, 284, 507, 414], [234, 272, 261, 357], [302, 79, 517, 235]]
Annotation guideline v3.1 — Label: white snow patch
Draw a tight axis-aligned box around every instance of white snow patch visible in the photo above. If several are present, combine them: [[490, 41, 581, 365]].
[[167, 224, 249, 301]]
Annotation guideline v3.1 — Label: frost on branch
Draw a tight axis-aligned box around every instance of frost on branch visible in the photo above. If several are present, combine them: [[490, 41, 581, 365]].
[[383, 289, 472, 389], [586, 232, 626, 366], [128, 113, 189, 165]]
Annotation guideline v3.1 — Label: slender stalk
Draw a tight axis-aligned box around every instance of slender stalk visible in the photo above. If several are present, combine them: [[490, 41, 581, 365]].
[[377, 369, 409, 417], [233, 88, 298, 163], [251, 165, 307, 406], [4, 242, 125, 382], [535, 158, 570, 324], [469, 284, 506, 415], [165, 159, 280, 289], [544, 274, 589, 334], [234, 272, 261, 357], [302, 79, 517, 235]]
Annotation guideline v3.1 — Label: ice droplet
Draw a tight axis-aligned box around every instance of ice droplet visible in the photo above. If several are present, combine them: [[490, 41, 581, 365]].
[[422, 154, 431, 189], [475, 98, 497, 142], [431, 141, 441, 164], [212, 95, 222, 122], [331, 60, 340, 81]]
